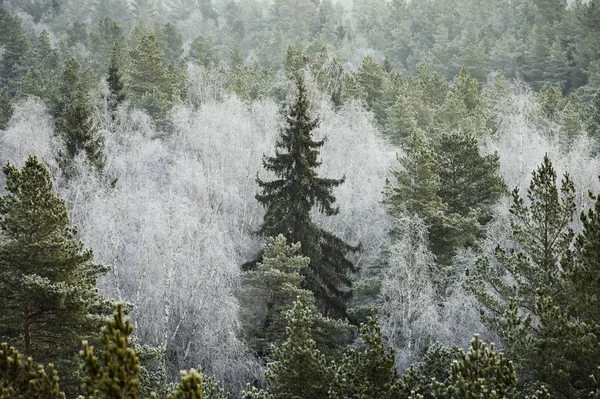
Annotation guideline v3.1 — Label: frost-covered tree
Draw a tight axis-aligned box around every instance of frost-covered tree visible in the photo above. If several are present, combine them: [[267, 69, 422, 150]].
[[0, 156, 114, 396], [0, 87, 12, 130], [379, 216, 441, 368], [254, 82, 357, 318]]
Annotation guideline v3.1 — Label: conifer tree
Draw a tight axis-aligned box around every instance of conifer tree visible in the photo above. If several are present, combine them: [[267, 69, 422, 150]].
[[467, 155, 575, 338], [265, 299, 332, 399], [80, 303, 142, 399], [328, 313, 400, 399], [0, 156, 114, 395], [432, 335, 518, 399], [107, 44, 126, 114], [435, 132, 506, 218], [55, 59, 106, 175], [188, 35, 221, 68], [383, 131, 442, 218], [0, 12, 30, 96], [17, 68, 46, 99], [0, 343, 65, 398], [0, 87, 12, 130], [255, 82, 357, 318], [243, 235, 352, 357]]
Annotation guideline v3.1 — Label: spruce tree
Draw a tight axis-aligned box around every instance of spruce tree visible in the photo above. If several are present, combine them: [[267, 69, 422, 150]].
[[0, 156, 114, 395], [0, 87, 12, 130], [255, 82, 357, 318], [55, 59, 106, 176], [107, 43, 126, 114], [0, 12, 30, 96]]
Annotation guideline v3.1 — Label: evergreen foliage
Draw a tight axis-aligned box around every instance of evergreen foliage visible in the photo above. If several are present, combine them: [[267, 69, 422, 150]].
[[328, 313, 400, 399], [265, 299, 331, 399], [0, 87, 12, 130], [255, 81, 357, 318], [0, 343, 65, 398], [55, 59, 106, 176], [467, 155, 576, 347], [0, 156, 114, 396]]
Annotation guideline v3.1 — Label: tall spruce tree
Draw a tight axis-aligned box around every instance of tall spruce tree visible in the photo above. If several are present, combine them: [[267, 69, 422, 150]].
[[0, 156, 114, 396], [255, 82, 357, 319]]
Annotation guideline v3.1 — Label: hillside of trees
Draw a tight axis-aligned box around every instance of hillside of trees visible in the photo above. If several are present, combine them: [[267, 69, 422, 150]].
[[1, 0, 600, 397]]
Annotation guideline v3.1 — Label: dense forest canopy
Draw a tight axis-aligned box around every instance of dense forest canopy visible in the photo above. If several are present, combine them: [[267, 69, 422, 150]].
[[1, 0, 600, 398]]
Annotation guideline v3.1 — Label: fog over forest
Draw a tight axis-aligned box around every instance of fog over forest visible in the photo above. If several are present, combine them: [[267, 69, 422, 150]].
[[1, 0, 600, 398]]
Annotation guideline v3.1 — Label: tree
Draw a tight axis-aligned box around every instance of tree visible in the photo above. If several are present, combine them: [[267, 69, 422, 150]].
[[0, 156, 114, 396], [0, 12, 30, 96], [89, 17, 125, 72], [107, 43, 126, 114], [265, 299, 332, 399], [16, 68, 46, 99], [55, 59, 106, 176], [432, 335, 518, 399], [0, 343, 65, 398], [157, 23, 184, 64], [0, 87, 12, 130], [328, 313, 400, 399], [255, 81, 357, 318], [188, 35, 220, 68], [243, 235, 352, 358], [383, 131, 442, 218], [467, 155, 575, 340], [435, 132, 506, 218], [80, 303, 141, 399]]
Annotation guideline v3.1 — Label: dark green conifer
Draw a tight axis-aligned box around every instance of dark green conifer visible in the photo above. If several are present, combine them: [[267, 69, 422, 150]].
[[107, 44, 126, 113], [328, 313, 400, 399], [0, 156, 114, 395], [255, 82, 357, 318], [0, 87, 12, 130]]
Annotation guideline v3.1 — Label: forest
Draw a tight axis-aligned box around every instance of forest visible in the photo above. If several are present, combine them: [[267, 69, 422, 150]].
[[1, 0, 600, 397]]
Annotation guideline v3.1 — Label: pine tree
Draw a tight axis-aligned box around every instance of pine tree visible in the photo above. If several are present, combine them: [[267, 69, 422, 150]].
[[243, 235, 352, 358], [265, 299, 332, 399], [157, 23, 184, 64], [0, 12, 30, 96], [435, 132, 506, 218], [0, 86, 12, 130], [188, 35, 220, 68], [80, 303, 142, 399], [432, 335, 518, 399], [89, 17, 125, 72], [467, 155, 575, 338], [0, 156, 114, 396], [383, 131, 442, 218], [386, 93, 418, 145], [167, 370, 203, 399], [328, 313, 400, 399], [0, 343, 65, 398], [255, 82, 357, 318], [16, 68, 46, 99]]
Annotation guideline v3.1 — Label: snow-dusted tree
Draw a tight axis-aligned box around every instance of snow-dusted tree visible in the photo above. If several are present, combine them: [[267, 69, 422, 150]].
[[0, 87, 12, 130], [379, 216, 442, 369]]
